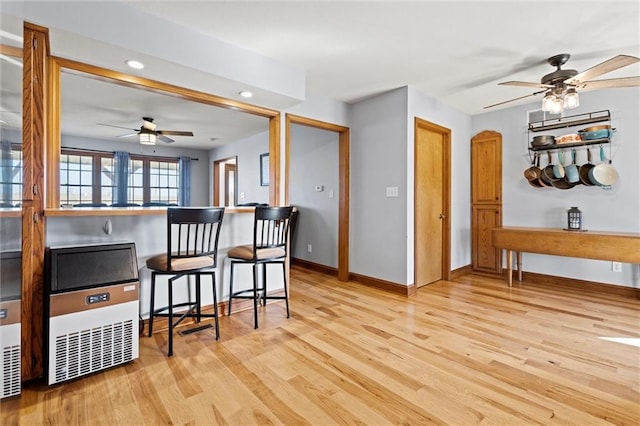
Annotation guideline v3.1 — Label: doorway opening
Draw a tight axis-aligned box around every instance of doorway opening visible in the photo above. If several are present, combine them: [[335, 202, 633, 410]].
[[285, 114, 350, 281], [213, 156, 238, 206]]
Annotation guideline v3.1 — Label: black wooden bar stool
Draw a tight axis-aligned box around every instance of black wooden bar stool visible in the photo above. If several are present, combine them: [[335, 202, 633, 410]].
[[227, 206, 294, 329], [146, 207, 225, 356]]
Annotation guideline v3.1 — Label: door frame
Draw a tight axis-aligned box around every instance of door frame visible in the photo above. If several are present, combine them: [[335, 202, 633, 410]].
[[285, 114, 350, 282], [212, 156, 237, 207], [224, 162, 237, 206], [414, 117, 452, 283]]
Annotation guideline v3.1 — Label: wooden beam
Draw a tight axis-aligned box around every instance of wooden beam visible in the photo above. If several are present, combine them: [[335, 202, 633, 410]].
[[21, 21, 50, 380]]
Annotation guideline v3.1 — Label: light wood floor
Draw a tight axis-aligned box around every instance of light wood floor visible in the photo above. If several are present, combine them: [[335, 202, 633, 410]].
[[2, 267, 639, 425]]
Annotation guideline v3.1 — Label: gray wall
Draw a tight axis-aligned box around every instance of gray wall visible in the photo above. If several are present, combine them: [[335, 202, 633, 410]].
[[289, 124, 339, 267], [61, 134, 211, 206], [0, 217, 21, 252], [209, 131, 269, 205], [472, 87, 640, 287], [350, 88, 409, 284]]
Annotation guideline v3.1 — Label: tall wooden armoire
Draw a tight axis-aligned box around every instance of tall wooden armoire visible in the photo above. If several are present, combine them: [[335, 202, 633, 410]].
[[471, 130, 502, 274]]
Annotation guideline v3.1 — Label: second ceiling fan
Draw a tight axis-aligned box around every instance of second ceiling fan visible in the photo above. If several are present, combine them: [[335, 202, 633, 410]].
[[98, 117, 194, 144]]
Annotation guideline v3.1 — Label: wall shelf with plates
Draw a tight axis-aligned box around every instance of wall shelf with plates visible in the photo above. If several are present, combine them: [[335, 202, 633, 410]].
[[529, 137, 610, 152], [528, 110, 613, 153]]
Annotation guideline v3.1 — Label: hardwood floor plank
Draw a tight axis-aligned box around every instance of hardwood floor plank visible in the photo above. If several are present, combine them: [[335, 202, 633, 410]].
[[2, 269, 638, 425]]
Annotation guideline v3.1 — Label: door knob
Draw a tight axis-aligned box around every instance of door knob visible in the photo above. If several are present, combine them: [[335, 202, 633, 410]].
[[439, 213, 445, 219]]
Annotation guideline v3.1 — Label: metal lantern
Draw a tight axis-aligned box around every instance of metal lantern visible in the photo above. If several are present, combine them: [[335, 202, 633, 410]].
[[567, 206, 582, 230]]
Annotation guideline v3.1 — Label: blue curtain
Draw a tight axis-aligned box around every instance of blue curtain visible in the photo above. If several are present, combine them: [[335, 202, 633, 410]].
[[179, 156, 191, 206], [113, 151, 129, 205], [1, 141, 13, 204]]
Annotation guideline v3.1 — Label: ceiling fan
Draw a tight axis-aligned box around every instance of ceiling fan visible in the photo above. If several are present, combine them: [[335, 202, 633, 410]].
[[485, 53, 640, 112], [98, 117, 194, 144]]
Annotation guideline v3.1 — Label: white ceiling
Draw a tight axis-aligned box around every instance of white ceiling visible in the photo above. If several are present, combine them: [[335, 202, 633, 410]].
[[122, 0, 640, 113], [1, 1, 639, 151]]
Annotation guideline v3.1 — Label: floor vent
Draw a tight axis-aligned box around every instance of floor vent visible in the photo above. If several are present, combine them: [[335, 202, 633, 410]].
[[1, 344, 21, 398], [53, 320, 134, 384]]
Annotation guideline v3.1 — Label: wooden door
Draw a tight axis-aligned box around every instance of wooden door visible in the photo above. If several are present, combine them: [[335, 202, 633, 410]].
[[471, 135, 502, 204], [471, 131, 502, 274], [472, 205, 502, 273], [415, 119, 451, 287]]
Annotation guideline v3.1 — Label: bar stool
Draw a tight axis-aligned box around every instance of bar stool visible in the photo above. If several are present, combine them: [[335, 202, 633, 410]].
[[227, 206, 294, 329], [146, 207, 224, 356]]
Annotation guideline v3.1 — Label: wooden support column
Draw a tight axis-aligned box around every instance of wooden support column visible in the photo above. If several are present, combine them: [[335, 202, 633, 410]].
[[21, 22, 49, 380]]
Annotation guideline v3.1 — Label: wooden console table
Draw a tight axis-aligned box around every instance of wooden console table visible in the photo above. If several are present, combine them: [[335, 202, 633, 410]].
[[492, 226, 640, 286]]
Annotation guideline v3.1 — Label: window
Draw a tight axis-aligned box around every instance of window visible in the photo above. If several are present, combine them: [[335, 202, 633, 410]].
[[149, 159, 179, 204], [129, 157, 144, 205], [127, 156, 179, 205], [60, 150, 113, 205], [59, 149, 179, 206], [0, 143, 23, 207]]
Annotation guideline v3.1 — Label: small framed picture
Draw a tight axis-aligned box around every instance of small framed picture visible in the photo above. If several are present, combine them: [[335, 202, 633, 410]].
[[260, 153, 269, 186]]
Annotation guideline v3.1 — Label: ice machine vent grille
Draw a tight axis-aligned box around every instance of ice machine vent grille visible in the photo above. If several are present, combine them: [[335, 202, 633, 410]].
[[2, 345, 21, 398], [54, 320, 134, 384]]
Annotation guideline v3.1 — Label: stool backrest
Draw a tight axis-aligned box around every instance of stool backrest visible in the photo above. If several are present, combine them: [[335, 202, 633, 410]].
[[253, 206, 294, 251], [167, 207, 225, 268]]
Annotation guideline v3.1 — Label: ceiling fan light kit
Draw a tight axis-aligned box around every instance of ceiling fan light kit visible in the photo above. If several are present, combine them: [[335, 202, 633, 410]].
[[542, 87, 579, 114], [139, 129, 156, 145]]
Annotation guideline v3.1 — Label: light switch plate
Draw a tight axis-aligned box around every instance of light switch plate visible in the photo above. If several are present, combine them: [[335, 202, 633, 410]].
[[386, 186, 399, 197]]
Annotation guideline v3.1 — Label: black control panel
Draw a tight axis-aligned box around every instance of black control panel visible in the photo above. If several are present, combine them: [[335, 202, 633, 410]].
[[86, 292, 110, 305]]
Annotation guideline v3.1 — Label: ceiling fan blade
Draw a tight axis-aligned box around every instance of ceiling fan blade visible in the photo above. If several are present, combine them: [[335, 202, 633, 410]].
[[499, 81, 554, 89], [484, 90, 547, 109], [158, 134, 175, 144], [157, 130, 194, 137], [97, 123, 138, 132], [576, 76, 640, 90], [565, 55, 640, 85], [116, 132, 138, 138]]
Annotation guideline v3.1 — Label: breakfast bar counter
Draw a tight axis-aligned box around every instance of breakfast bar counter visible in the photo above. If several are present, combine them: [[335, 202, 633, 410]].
[[44, 206, 256, 217]]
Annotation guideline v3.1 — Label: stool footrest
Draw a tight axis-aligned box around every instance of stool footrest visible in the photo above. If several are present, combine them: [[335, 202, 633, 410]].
[[152, 302, 219, 329]]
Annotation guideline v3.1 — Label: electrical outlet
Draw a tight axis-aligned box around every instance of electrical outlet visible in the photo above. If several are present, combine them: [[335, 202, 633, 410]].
[[611, 262, 622, 272], [307, 244, 312, 253]]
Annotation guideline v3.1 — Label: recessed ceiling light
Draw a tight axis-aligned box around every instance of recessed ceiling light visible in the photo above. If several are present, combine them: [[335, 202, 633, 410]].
[[126, 59, 144, 70], [239, 91, 253, 98]]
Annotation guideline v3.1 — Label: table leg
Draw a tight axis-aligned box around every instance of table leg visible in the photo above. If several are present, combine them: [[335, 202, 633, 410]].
[[506, 250, 513, 287], [517, 251, 523, 282]]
